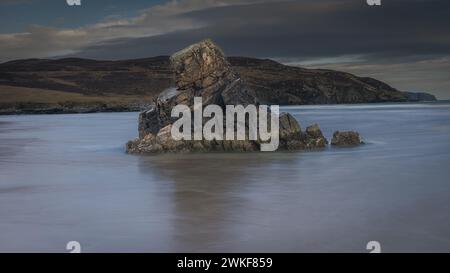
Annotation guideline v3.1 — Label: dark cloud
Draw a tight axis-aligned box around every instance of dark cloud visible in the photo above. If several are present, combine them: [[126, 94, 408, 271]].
[[74, 0, 450, 60]]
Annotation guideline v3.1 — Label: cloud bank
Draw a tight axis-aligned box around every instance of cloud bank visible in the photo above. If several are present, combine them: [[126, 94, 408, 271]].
[[1, 0, 449, 98]]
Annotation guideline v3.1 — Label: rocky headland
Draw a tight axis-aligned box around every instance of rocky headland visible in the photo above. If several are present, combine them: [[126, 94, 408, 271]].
[[402, 91, 437, 102]]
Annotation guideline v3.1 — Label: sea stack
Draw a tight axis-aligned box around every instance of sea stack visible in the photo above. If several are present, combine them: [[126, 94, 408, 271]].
[[126, 39, 332, 154]]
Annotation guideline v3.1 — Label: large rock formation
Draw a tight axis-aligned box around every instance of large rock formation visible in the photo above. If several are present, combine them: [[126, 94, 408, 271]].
[[126, 39, 330, 154]]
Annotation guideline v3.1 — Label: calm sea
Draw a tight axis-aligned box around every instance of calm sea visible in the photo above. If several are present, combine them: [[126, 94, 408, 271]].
[[1, 102, 450, 252]]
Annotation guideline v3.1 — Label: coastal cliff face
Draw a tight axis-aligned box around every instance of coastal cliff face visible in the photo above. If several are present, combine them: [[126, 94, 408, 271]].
[[126, 40, 330, 154], [0, 46, 435, 114], [228, 57, 409, 104]]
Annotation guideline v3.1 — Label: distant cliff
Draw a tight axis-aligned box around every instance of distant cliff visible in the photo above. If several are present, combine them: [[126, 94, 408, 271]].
[[0, 56, 436, 114], [229, 57, 408, 104]]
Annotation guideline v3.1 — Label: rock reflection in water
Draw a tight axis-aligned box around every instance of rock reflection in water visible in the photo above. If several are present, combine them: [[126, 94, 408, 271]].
[[138, 152, 303, 251]]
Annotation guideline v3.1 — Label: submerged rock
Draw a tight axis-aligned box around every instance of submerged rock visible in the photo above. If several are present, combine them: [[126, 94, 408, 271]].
[[331, 131, 363, 147], [127, 39, 334, 154]]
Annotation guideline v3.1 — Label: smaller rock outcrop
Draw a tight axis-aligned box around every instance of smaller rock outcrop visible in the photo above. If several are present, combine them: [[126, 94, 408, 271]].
[[305, 124, 328, 148], [138, 105, 160, 138], [331, 131, 363, 147], [277, 114, 328, 150]]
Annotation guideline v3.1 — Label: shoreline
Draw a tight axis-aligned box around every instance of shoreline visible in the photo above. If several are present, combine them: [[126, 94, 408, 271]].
[[0, 106, 143, 115], [0, 100, 445, 116]]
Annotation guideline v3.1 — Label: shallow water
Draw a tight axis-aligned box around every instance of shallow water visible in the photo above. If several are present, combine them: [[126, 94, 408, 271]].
[[1, 102, 450, 252]]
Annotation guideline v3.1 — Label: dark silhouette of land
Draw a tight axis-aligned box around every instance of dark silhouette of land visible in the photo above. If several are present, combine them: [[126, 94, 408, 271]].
[[0, 56, 436, 114]]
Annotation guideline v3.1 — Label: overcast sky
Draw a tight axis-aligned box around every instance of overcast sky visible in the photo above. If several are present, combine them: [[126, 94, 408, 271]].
[[0, 0, 449, 98]]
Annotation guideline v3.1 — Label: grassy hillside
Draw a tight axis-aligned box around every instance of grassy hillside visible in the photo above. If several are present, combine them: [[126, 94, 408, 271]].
[[0, 85, 151, 114]]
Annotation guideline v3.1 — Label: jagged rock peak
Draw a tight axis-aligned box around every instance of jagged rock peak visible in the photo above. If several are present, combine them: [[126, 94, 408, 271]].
[[170, 39, 237, 92]]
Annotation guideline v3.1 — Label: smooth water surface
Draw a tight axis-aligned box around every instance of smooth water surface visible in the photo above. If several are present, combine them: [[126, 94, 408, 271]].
[[1, 102, 450, 252]]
